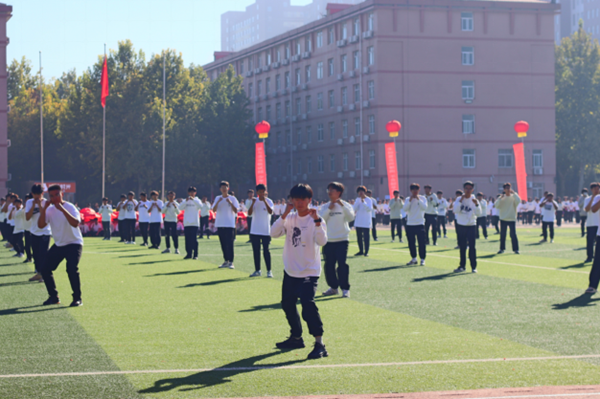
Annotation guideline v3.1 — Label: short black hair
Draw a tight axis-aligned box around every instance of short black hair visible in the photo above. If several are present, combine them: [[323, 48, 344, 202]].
[[140, 192, 147, 197], [424, 185, 432, 189], [247, 189, 254, 193], [289, 183, 313, 199], [48, 184, 61, 192], [120, 194, 126, 199], [476, 192, 484, 197], [102, 197, 109, 201], [436, 191, 443, 195], [399, 196, 404, 200], [150, 190, 159, 196], [356, 185, 367, 193], [547, 192, 555, 197], [328, 182, 345, 195], [25, 193, 33, 200], [13, 198, 22, 204], [393, 190, 399, 195], [463, 181, 474, 188], [503, 182, 512, 189], [31, 184, 43, 194], [455, 190, 464, 196], [188, 186, 197, 192], [220, 181, 229, 187], [366, 190, 373, 195], [167, 191, 175, 196], [410, 183, 420, 190], [590, 183, 599, 189], [583, 188, 589, 193], [256, 184, 267, 191], [128, 191, 135, 196]]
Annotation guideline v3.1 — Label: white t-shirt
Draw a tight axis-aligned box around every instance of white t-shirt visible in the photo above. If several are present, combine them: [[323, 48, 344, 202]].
[[117, 201, 126, 220], [12, 208, 26, 234], [403, 196, 428, 226], [200, 202, 211, 217], [162, 201, 180, 223], [99, 204, 113, 222], [25, 198, 52, 236], [244, 199, 254, 218], [179, 197, 202, 227], [45, 202, 84, 247], [425, 194, 439, 215], [453, 196, 481, 226], [352, 197, 373, 228], [123, 199, 138, 219], [7, 204, 14, 226], [586, 196, 600, 228], [149, 200, 164, 223], [137, 201, 151, 223], [437, 198, 449, 216], [0, 208, 5, 222], [250, 197, 274, 236], [214, 195, 240, 228], [541, 201, 558, 222]]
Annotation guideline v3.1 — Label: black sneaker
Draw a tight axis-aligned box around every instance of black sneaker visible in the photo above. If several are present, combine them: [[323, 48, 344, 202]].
[[514, 251, 520, 255], [69, 299, 83, 307], [497, 250, 505, 254], [353, 252, 364, 257], [363, 253, 369, 257], [43, 297, 60, 306], [183, 255, 192, 260], [23, 258, 32, 263], [307, 342, 328, 359], [276, 336, 305, 349], [585, 258, 593, 263]]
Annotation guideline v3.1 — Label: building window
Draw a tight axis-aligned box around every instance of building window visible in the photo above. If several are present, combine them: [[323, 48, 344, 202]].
[[343, 153, 348, 171], [305, 65, 311, 82], [277, 160, 282, 175], [368, 115, 375, 134], [276, 74, 281, 91], [498, 149, 514, 168], [305, 36, 312, 52], [297, 159, 302, 174], [341, 87, 348, 105], [248, 58, 253, 70], [355, 151, 361, 170], [328, 58, 334, 76], [307, 157, 313, 173], [342, 23, 348, 39], [240, 61, 244, 74], [276, 103, 282, 120], [328, 90, 335, 107], [369, 150, 376, 169], [286, 130, 292, 146], [306, 95, 312, 113], [317, 31, 323, 48], [266, 77, 271, 93], [328, 27, 334, 44], [248, 83, 253, 97], [257, 80, 262, 96], [307, 126, 312, 143], [462, 80, 474, 100], [462, 46, 474, 65], [533, 149, 543, 168], [276, 48, 281, 62], [266, 105, 271, 121], [295, 68, 301, 86], [461, 12, 474, 31], [329, 122, 335, 139], [462, 115, 475, 134], [368, 81, 375, 99], [317, 62, 323, 79], [317, 123, 324, 141], [285, 44, 291, 59], [295, 40, 301, 55], [353, 51, 360, 70], [330, 154, 336, 172], [267, 52, 272, 65], [287, 161, 292, 176], [285, 71, 290, 88], [257, 107, 262, 122], [353, 18, 360, 36], [318, 155, 324, 173], [276, 132, 282, 147], [342, 119, 348, 138], [317, 92, 323, 110], [353, 84, 360, 102], [285, 100, 291, 117], [463, 149, 475, 168], [368, 12, 374, 31], [295, 98, 301, 116], [354, 117, 360, 136], [297, 129, 302, 145], [341, 54, 347, 72], [367, 46, 374, 65]]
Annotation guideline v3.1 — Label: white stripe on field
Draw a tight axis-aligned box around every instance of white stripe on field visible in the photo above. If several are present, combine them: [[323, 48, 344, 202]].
[[466, 393, 600, 399], [1, 354, 599, 378]]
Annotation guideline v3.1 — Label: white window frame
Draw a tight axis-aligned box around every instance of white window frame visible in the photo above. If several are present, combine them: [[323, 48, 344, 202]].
[[462, 46, 474, 66], [368, 46, 375, 65], [317, 123, 324, 142], [532, 150, 543, 168], [369, 150, 376, 169], [368, 81, 375, 100], [318, 155, 324, 173], [462, 80, 474, 100], [343, 153, 348, 171], [461, 12, 474, 31], [462, 149, 475, 169], [498, 149, 514, 168], [355, 151, 361, 170], [368, 115, 375, 134], [462, 114, 475, 134]]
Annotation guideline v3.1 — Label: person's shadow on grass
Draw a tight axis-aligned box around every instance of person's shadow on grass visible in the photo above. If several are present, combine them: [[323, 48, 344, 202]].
[[138, 351, 306, 394], [361, 264, 421, 273], [412, 272, 466, 282], [0, 305, 64, 316], [552, 293, 600, 310]]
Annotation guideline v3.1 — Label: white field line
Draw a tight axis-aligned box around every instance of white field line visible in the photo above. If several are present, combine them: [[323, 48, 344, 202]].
[[351, 245, 589, 275], [467, 393, 600, 399], [1, 354, 600, 378], [82, 252, 252, 256]]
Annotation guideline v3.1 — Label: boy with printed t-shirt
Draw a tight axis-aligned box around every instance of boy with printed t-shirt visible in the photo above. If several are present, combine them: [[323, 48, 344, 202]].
[[389, 191, 404, 243], [213, 181, 240, 269], [403, 183, 428, 266], [99, 197, 112, 240], [320, 182, 355, 298], [179, 186, 203, 259], [539, 193, 558, 243], [475, 192, 488, 240], [495, 183, 521, 255], [436, 191, 449, 239], [122, 192, 138, 244], [26, 184, 52, 283], [248, 184, 274, 277], [116, 194, 127, 242], [38, 184, 85, 307], [199, 196, 211, 239], [136, 192, 151, 246], [423, 185, 439, 246], [9, 199, 25, 257], [161, 191, 180, 254], [271, 183, 328, 359], [453, 181, 481, 273], [148, 191, 164, 249], [353, 186, 373, 257], [584, 183, 600, 263]]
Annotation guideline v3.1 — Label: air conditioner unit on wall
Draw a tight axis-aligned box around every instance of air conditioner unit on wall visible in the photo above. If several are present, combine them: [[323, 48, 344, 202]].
[[533, 168, 543, 175]]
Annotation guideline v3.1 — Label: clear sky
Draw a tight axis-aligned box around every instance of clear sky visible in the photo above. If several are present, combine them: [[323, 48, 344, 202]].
[[7, 0, 312, 80]]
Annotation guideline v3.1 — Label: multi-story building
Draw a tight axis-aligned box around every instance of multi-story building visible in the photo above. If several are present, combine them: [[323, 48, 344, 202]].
[[555, 0, 600, 44], [0, 3, 11, 198], [221, 0, 363, 52], [206, 0, 558, 201]]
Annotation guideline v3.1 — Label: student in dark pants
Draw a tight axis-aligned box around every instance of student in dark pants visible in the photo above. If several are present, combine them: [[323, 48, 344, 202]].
[[179, 187, 202, 259], [213, 181, 240, 269], [199, 196, 211, 239], [22, 193, 33, 262], [25, 184, 52, 282], [161, 191, 180, 254], [586, 186, 600, 293], [453, 181, 481, 273], [584, 183, 600, 263], [123, 192, 138, 244], [389, 191, 404, 243], [403, 183, 428, 266], [136, 192, 151, 246], [352, 186, 373, 257], [321, 182, 355, 298], [579, 189, 589, 237], [539, 193, 558, 243], [435, 191, 449, 238], [148, 191, 163, 249], [271, 183, 328, 359], [116, 194, 127, 242], [99, 197, 113, 240], [475, 192, 488, 240], [496, 183, 520, 255], [423, 185, 439, 246], [366, 190, 378, 241], [248, 184, 274, 278]]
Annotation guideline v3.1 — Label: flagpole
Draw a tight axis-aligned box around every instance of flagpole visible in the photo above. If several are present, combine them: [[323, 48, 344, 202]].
[[39, 51, 44, 188], [161, 52, 166, 201], [102, 44, 106, 198]]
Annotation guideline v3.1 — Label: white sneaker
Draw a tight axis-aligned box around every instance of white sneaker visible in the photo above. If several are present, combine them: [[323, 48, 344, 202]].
[[406, 259, 418, 266], [420, 259, 426, 266], [585, 287, 597, 294], [322, 287, 339, 296], [218, 262, 229, 268], [228, 262, 235, 269], [174, 249, 180, 255], [266, 271, 274, 278], [162, 248, 171, 254], [399, 239, 404, 243], [391, 239, 395, 243], [444, 235, 448, 238], [17, 253, 24, 258], [454, 267, 466, 273], [342, 290, 350, 298], [249, 270, 261, 277], [551, 239, 554, 243]]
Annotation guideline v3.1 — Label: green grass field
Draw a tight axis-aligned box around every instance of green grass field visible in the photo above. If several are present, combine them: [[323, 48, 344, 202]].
[[1, 225, 600, 399]]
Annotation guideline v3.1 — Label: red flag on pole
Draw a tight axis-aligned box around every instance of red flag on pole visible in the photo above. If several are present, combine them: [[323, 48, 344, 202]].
[[385, 142, 399, 198], [255, 142, 267, 185], [513, 142, 528, 200], [100, 57, 109, 107]]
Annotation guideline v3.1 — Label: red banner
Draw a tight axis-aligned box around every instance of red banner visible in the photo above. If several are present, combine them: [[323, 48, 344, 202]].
[[255, 142, 267, 186], [385, 142, 399, 198], [513, 142, 528, 200]]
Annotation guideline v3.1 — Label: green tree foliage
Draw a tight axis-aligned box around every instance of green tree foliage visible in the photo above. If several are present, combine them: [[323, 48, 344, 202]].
[[556, 21, 600, 194], [7, 41, 253, 204]]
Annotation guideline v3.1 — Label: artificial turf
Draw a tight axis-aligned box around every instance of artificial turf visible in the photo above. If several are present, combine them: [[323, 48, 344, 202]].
[[1, 225, 599, 399]]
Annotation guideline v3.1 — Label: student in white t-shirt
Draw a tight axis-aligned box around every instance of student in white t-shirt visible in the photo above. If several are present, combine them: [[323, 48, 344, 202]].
[[8, 198, 25, 257], [436, 191, 449, 239], [389, 191, 404, 243], [161, 191, 180, 254], [213, 181, 240, 269], [116, 194, 127, 242], [271, 183, 328, 359], [200, 196, 212, 239], [248, 184, 274, 277], [245, 189, 255, 243], [475, 192, 488, 240], [148, 191, 164, 249], [123, 191, 138, 244], [0, 193, 15, 249], [539, 193, 558, 243], [453, 181, 482, 273], [353, 186, 373, 257], [22, 193, 33, 263], [99, 197, 113, 240], [25, 185, 53, 282], [586, 188, 600, 294], [37, 184, 85, 307], [179, 186, 203, 259], [402, 183, 428, 266], [135, 192, 151, 246], [584, 183, 600, 263]]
